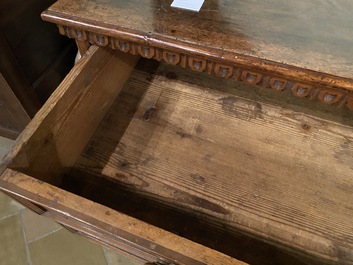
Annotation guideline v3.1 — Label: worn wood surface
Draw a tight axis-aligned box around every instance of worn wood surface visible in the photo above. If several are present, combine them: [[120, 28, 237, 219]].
[[6, 46, 138, 184], [42, 0, 353, 112], [0, 169, 245, 265], [1, 44, 352, 263], [63, 167, 324, 265], [71, 61, 353, 264]]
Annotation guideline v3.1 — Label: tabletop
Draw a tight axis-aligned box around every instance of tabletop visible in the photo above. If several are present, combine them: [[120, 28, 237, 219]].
[[42, 0, 353, 109]]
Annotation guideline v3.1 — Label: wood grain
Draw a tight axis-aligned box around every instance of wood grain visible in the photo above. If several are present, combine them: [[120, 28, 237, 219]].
[[0, 169, 245, 265], [1, 44, 352, 263], [73, 61, 353, 264], [6, 46, 139, 183]]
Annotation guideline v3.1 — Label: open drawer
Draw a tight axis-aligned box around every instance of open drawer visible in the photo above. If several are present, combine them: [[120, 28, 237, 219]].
[[1, 45, 353, 265]]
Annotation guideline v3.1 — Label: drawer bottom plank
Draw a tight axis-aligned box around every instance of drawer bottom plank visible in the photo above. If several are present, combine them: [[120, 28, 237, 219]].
[[73, 61, 353, 264]]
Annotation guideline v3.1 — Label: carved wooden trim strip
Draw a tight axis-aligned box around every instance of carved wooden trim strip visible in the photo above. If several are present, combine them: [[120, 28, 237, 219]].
[[58, 25, 353, 111]]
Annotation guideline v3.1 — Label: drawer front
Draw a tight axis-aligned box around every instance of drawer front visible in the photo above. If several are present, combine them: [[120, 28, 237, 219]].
[[0, 169, 240, 265]]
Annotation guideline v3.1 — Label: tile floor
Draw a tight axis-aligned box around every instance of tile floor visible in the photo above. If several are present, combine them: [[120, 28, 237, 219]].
[[0, 136, 142, 265]]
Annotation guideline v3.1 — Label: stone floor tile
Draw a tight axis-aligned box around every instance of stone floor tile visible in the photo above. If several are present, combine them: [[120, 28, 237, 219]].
[[29, 228, 108, 265], [0, 191, 24, 218], [0, 214, 28, 265], [22, 208, 62, 242]]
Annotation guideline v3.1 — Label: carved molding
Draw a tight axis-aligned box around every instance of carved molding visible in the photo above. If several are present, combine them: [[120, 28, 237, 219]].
[[59, 25, 353, 111]]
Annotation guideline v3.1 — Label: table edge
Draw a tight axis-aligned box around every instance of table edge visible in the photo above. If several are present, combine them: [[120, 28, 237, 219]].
[[42, 10, 353, 111]]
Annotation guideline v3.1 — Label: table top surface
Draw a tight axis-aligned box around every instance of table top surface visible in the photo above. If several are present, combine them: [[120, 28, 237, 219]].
[[43, 0, 353, 91]]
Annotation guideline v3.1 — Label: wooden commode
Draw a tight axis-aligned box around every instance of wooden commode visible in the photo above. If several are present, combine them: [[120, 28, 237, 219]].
[[1, 1, 353, 264]]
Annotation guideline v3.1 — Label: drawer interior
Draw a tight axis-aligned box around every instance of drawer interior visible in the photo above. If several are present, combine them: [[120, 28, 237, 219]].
[[3, 46, 353, 265]]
